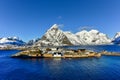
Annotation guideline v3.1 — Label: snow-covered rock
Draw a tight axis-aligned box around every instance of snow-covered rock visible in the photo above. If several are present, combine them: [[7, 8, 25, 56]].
[[112, 32, 120, 44], [0, 37, 25, 46], [27, 40, 35, 46], [76, 30, 111, 45], [34, 24, 72, 46], [34, 24, 111, 46], [114, 32, 120, 39], [64, 31, 84, 45]]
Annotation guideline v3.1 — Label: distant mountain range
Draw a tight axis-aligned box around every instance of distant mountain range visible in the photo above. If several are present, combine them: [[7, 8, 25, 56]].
[[0, 37, 25, 47], [32, 24, 114, 46], [1, 24, 120, 48], [112, 32, 120, 44]]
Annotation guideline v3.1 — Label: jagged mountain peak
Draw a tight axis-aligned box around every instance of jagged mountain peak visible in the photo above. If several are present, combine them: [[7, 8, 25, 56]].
[[114, 32, 120, 38], [76, 29, 99, 35], [33, 24, 112, 46], [45, 24, 63, 38], [34, 24, 72, 46], [49, 24, 59, 31], [89, 29, 99, 34], [112, 32, 120, 44]]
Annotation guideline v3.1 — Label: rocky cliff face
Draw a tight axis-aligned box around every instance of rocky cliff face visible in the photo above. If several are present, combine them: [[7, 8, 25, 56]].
[[34, 24, 72, 46], [33, 24, 111, 46]]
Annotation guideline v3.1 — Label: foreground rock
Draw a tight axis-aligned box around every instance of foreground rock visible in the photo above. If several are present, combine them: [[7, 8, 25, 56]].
[[11, 49, 42, 58], [11, 48, 101, 58]]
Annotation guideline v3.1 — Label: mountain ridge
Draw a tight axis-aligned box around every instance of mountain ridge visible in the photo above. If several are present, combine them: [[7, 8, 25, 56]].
[[0, 37, 25, 47], [1, 24, 120, 47], [33, 24, 112, 46]]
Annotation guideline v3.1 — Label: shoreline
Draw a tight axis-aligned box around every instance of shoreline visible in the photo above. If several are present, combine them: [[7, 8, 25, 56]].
[[11, 48, 101, 58], [11, 49, 120, 59], [101, 52, 120, 56], [11, 54, 101, 58], [1, 45, 117, 59]]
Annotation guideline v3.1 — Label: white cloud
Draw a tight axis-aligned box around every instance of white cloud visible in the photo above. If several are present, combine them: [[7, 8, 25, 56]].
[[57, 16, 62, 19], [78, 26, 94, 31], [58, 24, 64, 28]]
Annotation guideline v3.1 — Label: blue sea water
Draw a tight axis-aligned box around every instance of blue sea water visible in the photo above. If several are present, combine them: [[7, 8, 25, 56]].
[[63, 45, 120, 52], [1, 45, 120, 80]]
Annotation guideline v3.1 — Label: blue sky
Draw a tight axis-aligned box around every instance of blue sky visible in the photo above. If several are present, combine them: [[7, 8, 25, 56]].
[[0, 0, 120, 42]]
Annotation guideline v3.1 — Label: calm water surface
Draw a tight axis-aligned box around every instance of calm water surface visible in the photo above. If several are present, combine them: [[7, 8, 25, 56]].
[[0, 45, 120, 80]]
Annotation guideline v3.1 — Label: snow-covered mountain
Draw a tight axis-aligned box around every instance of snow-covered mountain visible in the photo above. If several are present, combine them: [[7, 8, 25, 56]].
[[114, 32, 120, 39], [0, 37, 25, 46], [76, 30, 111, 45], [34, 24, 72, 46], [33, 24, 111, 46], [112, 32, 120, 44]]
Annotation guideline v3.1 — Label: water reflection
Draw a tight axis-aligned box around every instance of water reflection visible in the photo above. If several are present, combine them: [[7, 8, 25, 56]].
[[53, 58, 61, 61]]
